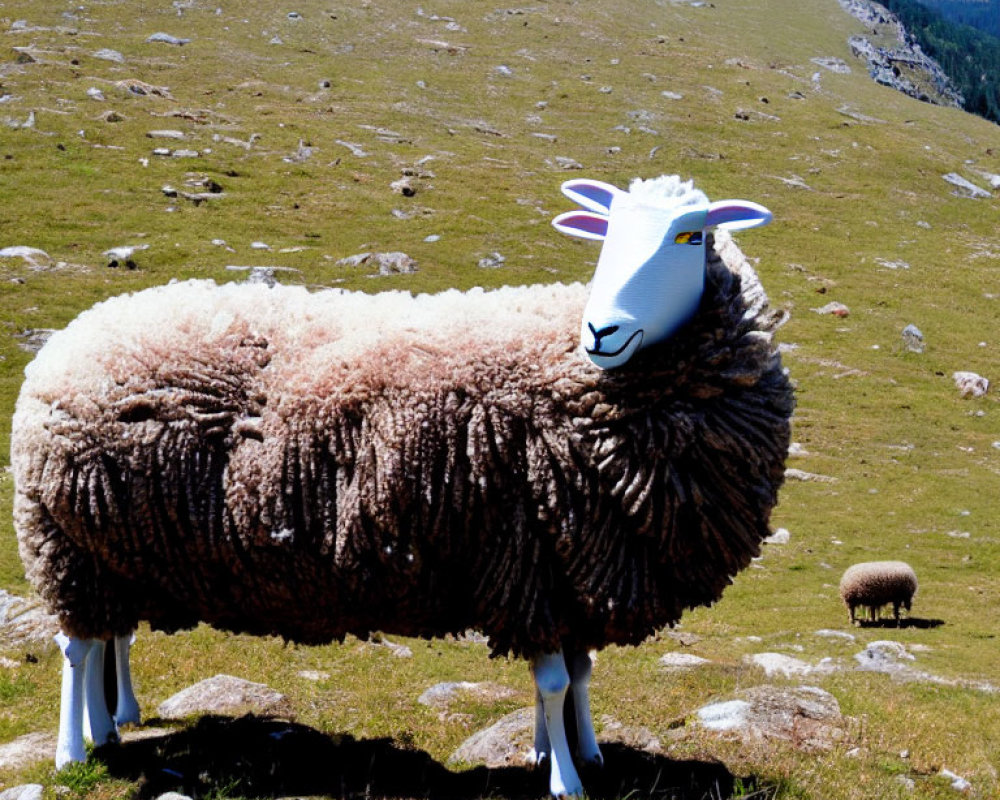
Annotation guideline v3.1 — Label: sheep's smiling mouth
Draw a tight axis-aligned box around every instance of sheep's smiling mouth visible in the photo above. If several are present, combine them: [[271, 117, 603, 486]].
[[586, 329, 643, 358]]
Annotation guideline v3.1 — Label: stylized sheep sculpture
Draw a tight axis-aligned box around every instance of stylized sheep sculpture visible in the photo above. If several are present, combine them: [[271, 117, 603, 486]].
[[839, 561, 918, 625], [12, 175, 792, 797]]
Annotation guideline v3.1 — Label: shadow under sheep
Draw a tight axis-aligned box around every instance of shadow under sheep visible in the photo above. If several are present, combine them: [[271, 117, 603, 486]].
[[96, 715, 763, 800], [852, 616, 944, 630]]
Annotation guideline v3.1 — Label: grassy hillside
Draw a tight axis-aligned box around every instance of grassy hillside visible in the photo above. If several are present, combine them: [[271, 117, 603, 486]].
[[2, 1, 999, 798]]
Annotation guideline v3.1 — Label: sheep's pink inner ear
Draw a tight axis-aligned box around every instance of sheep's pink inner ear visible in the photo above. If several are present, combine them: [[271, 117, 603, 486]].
[[552, 211, 609, 241], [705, 200, 772, 231], [560, 180, 621, 214]]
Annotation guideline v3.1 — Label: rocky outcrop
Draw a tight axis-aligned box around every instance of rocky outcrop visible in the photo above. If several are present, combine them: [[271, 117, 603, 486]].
[[839, 0, 964, 108]]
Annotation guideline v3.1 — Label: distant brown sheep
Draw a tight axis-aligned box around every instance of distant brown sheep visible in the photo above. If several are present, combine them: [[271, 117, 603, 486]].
[[839, 561, 917, 625]]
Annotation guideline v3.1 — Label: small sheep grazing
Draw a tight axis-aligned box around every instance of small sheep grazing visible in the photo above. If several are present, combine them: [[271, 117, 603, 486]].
[[12, 175, 792, 796], [839, 561, 918, 625]]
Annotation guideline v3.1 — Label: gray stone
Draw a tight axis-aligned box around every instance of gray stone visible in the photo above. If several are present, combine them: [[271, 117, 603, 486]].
[[943, 173, 990, 199], [764, 527, 790, 544], [372, 252, 417, 276], [694, 685, 847, 752], [902, 324, 924, 353], [156, 675, 290, 719], [147, 32, 191, 45], [418, 681, 520, 709], [0, 785, 43, 800], [477, 252, 505, 270], [953, 371, 989, 398], [448, 707, 534, 768], [0, 733, 56, 770], [93, 48, 125, 63], [0, 590, 59, 645], [659, 652, 710, 669]]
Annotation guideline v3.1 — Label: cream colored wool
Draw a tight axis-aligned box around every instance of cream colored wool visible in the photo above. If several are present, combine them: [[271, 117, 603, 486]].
[[13, 234, 793, 657], [839, 561, 917, 624]]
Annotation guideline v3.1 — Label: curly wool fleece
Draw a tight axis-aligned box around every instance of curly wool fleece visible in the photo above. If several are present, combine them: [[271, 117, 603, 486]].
[[13, 234, 794, 658]]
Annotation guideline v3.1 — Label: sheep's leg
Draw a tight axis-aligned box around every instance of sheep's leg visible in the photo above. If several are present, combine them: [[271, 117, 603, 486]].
[[531, 685, 551, 766], [531, 651, 583, 798], [113, 634, 141, 726], [83, 640, 117, 747], [567, 650, 602, 766], [55, 634, 96, 768]]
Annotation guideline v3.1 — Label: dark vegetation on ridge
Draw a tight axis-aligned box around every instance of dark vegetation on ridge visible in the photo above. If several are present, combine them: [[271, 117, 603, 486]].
[[889, 0, 1000, 121]]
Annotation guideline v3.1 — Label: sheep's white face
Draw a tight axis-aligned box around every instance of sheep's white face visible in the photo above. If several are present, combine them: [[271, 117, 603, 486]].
[[553, 176, 771, 369]]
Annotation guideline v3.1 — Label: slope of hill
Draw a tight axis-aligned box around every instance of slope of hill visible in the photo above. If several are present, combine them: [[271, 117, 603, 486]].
[[1, 1, 999, 798]]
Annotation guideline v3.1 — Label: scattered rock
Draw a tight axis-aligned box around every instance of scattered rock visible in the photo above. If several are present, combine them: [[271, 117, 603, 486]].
[[747, 653, 836, 679], [953, 371, 989, 398], [0, 733, 56, 771], [283, 139, 315, 164], [0, 589, 59, 644], [366, 633, 413, 656], [764, 527, 790, 545], [391, 177, 416, 196], [157, 675, 290, 719], [297, 670, 330, 682], [693, 685, 847, 752], [0, 785, 43, 800], [335, 140, 369, 157], [855, 641, 915, 675], [811, 57, 851, 74], [448, 707, 534, 768], [943, 173, 990, 199], [0, 246, 52, 268], [939, 768, 972, 793], [659, 652, 710, 669], [477, 252, 505, 269], [86, 87, 106, 101], [418, 681, 521, 709], [93, 48, 125, 63], [812, 301, 850, 317], [336, 252, 417, 276], [814, 629, 856, 643], [553, 156, 583, 170], [13, 329, 56, 354], [784, 468, 837, 483], [902, 324, 924, 353], [146, 32, 191, 45], [146, 129, 185, 140], [115, 79, 172, 98]]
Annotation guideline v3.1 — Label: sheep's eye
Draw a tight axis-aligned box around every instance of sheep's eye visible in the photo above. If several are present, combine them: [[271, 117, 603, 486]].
[[674, 231, 703, 245]]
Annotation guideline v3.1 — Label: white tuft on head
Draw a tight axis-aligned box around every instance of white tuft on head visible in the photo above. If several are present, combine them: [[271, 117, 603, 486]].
[[625, 174, 708, 209]]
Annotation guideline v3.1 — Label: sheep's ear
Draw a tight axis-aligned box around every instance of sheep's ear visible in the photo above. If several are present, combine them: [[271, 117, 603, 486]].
[[561, 179, 622, 215], [704, 200, 772, 231], [552, 211, 609, 241]]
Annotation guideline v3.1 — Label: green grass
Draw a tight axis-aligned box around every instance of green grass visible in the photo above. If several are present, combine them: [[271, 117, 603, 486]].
[[2, 0, 1000, 798]]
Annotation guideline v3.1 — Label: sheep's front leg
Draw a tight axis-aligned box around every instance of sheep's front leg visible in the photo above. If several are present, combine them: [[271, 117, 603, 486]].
[[567, 650, 602, 766], [531, 684, 550, 766], [113, 634, 141, 726], [82, 640, 117, 748], [531, 651, 583, 798], [55, 634, 97, 768]]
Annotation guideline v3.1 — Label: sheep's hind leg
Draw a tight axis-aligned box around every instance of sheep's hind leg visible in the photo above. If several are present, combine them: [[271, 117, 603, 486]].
[[55, 634, 98, 768], [112, 634, 141, 726], [567, 649, 602, 766], [531, 651, 583, 798], [82, 640, 118, 748]]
